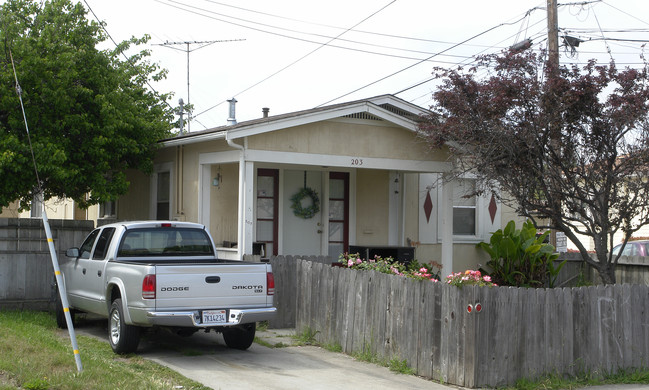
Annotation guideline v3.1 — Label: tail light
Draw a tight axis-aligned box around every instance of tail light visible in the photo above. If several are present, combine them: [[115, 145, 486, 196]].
[[142, 274, 156, 299], [267, 272, 275, 296]]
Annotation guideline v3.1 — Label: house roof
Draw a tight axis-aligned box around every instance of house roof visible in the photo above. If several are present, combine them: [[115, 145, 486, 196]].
[[160, 94, 431, 147]]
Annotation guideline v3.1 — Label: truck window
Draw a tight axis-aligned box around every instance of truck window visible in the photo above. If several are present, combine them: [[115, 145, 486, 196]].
[[117, 228, 214, 257], [92, 228, 116, 260], [79, 229, 100, 259]]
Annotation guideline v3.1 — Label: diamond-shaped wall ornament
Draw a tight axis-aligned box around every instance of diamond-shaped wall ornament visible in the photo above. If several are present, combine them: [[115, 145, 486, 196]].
[[488, 194, 498, 224], [423, 190, 433, 223]]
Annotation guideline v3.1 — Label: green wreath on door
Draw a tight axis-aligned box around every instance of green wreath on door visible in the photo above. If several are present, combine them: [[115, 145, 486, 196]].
[[290, 187, 320, 219]]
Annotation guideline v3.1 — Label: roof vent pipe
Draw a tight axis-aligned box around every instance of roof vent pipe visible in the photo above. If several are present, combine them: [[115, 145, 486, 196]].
[[227, 98, 237, 126], [262, 107, 269, 118]]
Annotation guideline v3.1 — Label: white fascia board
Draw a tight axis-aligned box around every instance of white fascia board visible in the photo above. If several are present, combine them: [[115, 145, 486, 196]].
[[368, 95, 431, 116], [198, 150, 242, 165], [228, 102, 419, 139], [247, 149, 452, 173], [364, 105, 418, 131], [160, 130, 227, 148]]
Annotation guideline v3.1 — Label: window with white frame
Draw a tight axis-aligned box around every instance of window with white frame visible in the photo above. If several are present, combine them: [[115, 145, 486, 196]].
[[156, 171, 170, 220], [99, 200, 116, 219], [452, 178, 477, 236], [30, 193, 43, 218]]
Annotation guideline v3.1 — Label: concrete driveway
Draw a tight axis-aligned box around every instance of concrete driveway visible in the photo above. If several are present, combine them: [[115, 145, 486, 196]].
[[75, 319, 456, 390]]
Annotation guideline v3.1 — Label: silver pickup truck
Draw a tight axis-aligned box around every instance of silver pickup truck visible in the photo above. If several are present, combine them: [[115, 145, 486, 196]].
[[56, 221, 276, 354]]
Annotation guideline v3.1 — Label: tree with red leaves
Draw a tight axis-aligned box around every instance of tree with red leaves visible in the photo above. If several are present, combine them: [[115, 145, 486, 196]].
[[419, 48, 649, 284]]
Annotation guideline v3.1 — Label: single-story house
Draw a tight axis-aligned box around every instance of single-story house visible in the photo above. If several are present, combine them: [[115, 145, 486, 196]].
[[3, 95, 523, 275]]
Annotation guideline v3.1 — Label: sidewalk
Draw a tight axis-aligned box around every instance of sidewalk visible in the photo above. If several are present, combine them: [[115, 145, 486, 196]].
[[254, 329, 649, 390]]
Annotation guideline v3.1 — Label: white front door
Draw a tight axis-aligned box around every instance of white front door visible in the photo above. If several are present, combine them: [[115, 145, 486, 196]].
[[283, 170, 323, 255]]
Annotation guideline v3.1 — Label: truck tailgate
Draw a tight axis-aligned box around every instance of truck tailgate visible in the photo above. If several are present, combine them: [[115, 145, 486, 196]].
[[154, 263, 271, 310]]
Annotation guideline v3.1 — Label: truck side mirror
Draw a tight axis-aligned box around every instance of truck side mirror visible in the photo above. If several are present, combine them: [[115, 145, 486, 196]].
[[66, 248, 80, 258]]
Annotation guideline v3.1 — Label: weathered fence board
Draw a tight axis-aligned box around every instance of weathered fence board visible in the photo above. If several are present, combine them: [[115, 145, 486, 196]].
[[274, 257, 649, 388]]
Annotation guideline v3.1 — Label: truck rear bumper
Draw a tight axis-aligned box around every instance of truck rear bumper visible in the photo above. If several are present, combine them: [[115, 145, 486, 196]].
[[145, 307, 277, 327]]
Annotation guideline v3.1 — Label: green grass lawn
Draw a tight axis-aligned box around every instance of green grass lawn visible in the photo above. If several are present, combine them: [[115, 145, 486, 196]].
[[0, 310, 209, 390]]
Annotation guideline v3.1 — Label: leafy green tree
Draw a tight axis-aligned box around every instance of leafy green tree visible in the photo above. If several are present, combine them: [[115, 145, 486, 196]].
[[0, 0, 173, 210], [419, 48, 649, 284]]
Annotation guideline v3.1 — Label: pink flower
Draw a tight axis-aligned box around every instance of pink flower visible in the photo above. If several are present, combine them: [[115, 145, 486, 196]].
[[348, 260, 354, 267], [355, 258, 362, 265], [483, 276, 492, 282]]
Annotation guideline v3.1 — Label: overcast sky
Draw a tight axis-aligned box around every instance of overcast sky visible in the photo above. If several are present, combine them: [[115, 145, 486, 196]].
[[77, 0, 649, 130]]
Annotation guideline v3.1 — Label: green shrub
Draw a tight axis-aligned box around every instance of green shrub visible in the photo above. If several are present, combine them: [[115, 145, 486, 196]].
[[477, 220, 565, 288]]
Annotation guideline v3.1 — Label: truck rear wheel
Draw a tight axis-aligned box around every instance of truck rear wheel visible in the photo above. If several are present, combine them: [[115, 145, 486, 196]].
[[108, 298, 140, 354], [223, 323, 256, 350]]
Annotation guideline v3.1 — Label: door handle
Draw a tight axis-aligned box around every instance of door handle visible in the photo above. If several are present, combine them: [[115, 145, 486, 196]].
[[82, 268, 86, 275], [97, 270, 102, 277], [206, 276, 221, 283], [317, 230, 323, 234]]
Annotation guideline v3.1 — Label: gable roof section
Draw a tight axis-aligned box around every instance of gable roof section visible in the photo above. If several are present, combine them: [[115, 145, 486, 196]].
[[161, 94, 430, 147]]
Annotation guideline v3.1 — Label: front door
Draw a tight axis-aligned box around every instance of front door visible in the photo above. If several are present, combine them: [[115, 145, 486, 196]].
[[283, 170, 323, 255]]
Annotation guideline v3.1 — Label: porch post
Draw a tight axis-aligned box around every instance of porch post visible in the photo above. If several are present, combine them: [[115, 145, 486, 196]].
[[243, 161, 255, 255], [441, 173, 453, 276]]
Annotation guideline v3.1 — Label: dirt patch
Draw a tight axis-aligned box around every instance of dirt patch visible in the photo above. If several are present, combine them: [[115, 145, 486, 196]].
[[0, 370, 20, 388]]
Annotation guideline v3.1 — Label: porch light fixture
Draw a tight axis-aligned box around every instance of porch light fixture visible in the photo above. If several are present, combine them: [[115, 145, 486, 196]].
[[212, 166, 222, 188]]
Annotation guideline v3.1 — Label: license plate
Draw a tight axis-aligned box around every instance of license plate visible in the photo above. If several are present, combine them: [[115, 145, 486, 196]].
[[202, 310, 227, 324]]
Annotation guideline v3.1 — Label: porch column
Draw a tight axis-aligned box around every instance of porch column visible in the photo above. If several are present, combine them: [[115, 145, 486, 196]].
[[243, 161, 255, 255], [441, 173, 453, 276]]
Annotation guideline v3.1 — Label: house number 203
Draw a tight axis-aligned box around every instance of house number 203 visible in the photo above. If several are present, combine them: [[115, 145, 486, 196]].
[[351, 158, 363, 166]]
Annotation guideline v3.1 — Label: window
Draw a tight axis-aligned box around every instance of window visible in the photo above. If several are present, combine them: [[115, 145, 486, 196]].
[[256, 169, 278, 256], [452, 179, 476, 236], [156, 171, 170, 220], [99, 200, 116, 219], [30, 193, 42, 218], [328, 172, 349, 258], [117, 228, 214, 257], [79, 229, 100, 259], [92, 228, 115, 260]]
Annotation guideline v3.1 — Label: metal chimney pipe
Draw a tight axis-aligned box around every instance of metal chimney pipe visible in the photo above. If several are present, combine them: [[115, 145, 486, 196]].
[[227, 98, 237, 125], [262, 107, 269, 118]]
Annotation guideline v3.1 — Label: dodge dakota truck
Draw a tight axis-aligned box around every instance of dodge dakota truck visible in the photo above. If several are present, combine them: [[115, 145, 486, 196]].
[[56, 221, 276, 354]]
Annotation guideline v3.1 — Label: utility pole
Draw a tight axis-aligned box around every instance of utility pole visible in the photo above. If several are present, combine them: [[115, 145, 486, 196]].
[[547, 0, 559, 70], [156, 39, 244, 132], [547, 0, 561, 248]]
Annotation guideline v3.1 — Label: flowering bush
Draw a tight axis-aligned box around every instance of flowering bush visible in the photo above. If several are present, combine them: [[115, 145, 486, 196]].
[[445, 270, 497, 287], [339, 253, 439, 282]]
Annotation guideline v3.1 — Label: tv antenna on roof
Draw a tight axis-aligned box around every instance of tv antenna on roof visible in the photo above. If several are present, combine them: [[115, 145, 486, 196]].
[[156, 39, 245, 132]]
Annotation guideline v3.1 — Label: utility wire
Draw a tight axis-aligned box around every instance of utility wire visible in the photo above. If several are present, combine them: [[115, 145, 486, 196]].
[[83, 0, 175, 111], [157, 0, 475, 63], [318, 11, 534, 107], [192, 0, 397, 119], [201, 0, 507, 49]]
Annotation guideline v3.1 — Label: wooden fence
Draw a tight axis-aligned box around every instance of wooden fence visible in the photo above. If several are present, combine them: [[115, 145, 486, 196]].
[[0, 218, 94, 310], [270, 256, 649, 388]]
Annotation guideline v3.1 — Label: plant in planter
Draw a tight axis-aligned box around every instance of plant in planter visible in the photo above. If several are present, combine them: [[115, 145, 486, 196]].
[[477, 220, 565, 288]]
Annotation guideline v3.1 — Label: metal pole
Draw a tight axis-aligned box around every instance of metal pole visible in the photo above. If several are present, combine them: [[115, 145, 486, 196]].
[[43, 207, 83, 372], [186, 42, 191, 132], [9, 49, 83, 372]]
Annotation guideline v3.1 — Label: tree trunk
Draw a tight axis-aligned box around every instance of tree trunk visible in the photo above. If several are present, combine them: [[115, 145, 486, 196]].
[[593, 253, 616, 284]]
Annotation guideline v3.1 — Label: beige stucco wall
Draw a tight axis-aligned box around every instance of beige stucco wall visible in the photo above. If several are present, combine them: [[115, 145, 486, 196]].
[[248, 120, 445, 162], [0, 197, 94, 221], [208, 163, 239, 246], [118, 169, 151, 221], [402, 173, 525, 277], [355, 169, 389, 245]]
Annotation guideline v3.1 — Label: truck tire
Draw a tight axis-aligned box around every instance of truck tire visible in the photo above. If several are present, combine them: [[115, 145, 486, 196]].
[[223, 323, 256, 350], [108, 298, 140, 354], [55, 285, 73, 329]]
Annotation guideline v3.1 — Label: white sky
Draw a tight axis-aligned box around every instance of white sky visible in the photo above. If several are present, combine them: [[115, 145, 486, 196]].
[[71, 1, 649, 129]]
